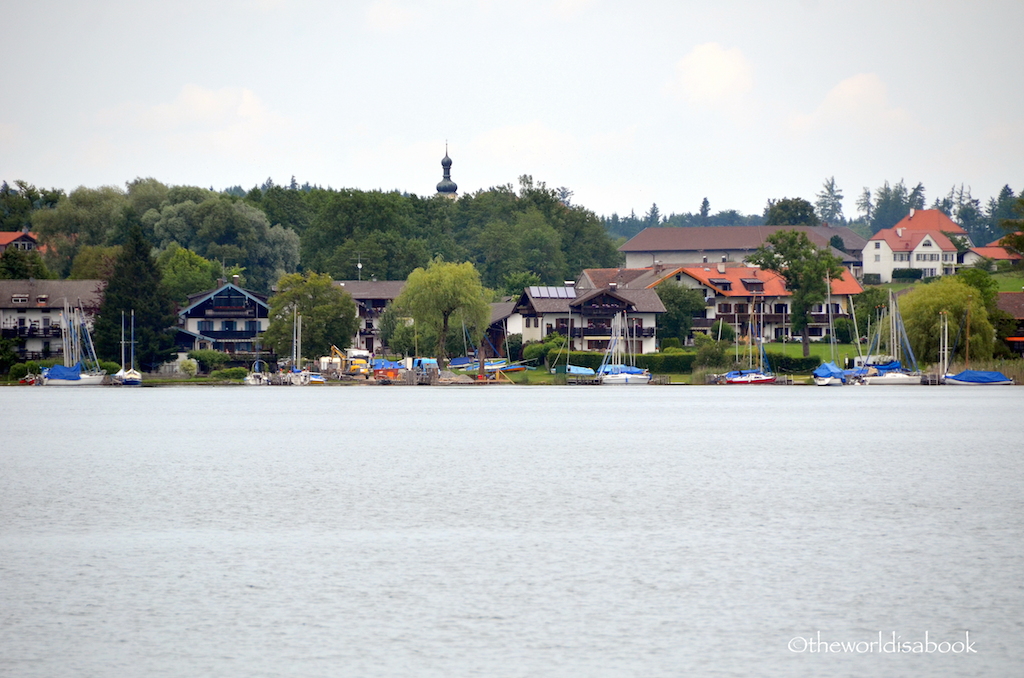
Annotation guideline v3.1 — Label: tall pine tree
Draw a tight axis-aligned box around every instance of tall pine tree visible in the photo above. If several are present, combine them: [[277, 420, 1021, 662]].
[[93, 220, 177, 371]]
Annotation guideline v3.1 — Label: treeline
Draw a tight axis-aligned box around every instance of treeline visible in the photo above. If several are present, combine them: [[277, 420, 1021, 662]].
[[1, 175, 620, 296], [602, 179, 1023, 247]]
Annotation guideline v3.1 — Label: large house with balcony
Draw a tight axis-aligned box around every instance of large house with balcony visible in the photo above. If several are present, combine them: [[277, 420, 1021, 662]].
[[512, 285, 665, 354], [334, 280, 406, 355], [862, 210, 968, 282], [662, 264, 863, 341], [174, 277, 269, 355], [0, 279, 104, 361]]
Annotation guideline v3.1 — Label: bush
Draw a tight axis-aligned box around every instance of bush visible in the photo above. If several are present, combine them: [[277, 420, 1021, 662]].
[[661, 337, 682, 350], [833, 317, 854, 344], [862, 273, 881, 285], [695, 341, 731, 368], [99, 361, 120, 375], [892, 268, 923, 280], [210, 367, 248, 380], [24, 360, 40, 375], [8, 363, 29, 380], [765, 353, 819, 373], [188, 349, 231, 373], [180, 358, 198, 377], [709, 320, 736, 342]]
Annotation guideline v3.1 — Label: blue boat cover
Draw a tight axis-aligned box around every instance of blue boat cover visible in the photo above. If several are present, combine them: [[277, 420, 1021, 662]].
[[813, 361, 845, 380], [724, 369, 768, 379], [870, 360, 904, 374], [371, 359, 403, 369], [598, 364, 645, 375], [948, 370, 1012, 384], [46, 363, 82, 380], [566, 364, 596, 375]]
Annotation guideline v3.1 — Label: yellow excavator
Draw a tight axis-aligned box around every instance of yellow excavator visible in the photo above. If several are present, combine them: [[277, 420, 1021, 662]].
[[329, 345, 371, 379]]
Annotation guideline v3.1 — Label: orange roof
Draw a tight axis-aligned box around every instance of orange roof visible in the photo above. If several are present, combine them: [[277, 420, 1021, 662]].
[[971, 246, 1022, 261], [870, 227, 957, 252], [891, 209, 966, 234], [988, 232, 1022, 247], [0, 231, 39, 246], [677, 266, 862, 297]]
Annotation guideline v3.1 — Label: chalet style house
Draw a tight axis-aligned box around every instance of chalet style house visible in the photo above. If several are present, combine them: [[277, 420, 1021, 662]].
[[334, 280, 406, 354], [512, 285, 666, 354], [0, 279, 104, 361], [862, 210, 968, 282], [174, 277, 269, 354], [962, 235, 1022, 270], [0, 230, 40, 255]]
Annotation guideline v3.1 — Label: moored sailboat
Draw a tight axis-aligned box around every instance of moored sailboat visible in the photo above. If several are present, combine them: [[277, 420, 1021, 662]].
[[42, 301, 106, 386]]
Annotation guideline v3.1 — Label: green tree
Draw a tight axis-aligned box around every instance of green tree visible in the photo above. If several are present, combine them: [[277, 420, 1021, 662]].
[[0, 248, 53, 279], [764, 197, 820, 226], [69, 245, 121, 280], [998, 195, 1024, 255], [815, 177, 844, 224], [655, 283, 706, 343], [156, 243, 221, 303], [394, 258, 490, 368], [1, 180, 64, 232], [900, 277, 994, 364], [699, 198, 710, 227], [263, 272, 358, 361], [852, 287, 889, 340], [32, 185, 130, 277], [747, 230, 845, 356], [500, 271, 542, 298], [93, 223, 177, 371]]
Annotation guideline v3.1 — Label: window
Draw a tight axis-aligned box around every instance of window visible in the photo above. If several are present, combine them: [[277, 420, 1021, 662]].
[[809, 327, 823, 337], [923, 268, 937, 277], [774, 303, 788, 314], [874, 254, 880, 262], [717, 303, 732, 314], [923, 240, 932, 247], [929, 254, 939, 261], [916, 253, 926, 261], [894, 253, 909, 261], [246, 320, 260, 332], [222, 321, 236, 331], [12, 294, 27, 304], [198, 320, 213, 332], [942, 253, 955, 262], [734, 303, 748, 314], [874, 242, 881, 249]]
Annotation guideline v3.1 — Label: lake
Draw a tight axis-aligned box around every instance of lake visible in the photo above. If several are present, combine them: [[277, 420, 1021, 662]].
[[2, 384, 1021, 677]]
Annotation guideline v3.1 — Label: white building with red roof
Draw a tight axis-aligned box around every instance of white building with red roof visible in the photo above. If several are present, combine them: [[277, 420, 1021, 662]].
[[962, 234, 1023, 270], [862, 209, 966, 282]]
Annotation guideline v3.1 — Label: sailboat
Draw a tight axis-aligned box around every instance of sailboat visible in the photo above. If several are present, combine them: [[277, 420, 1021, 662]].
[[941, 307, 1014, 385], [862, 290, 920, 385], [42, 301, 106, 385], [813, 281, 844, 385], [724, 308, 775, 384], [597, 312, 651, 384], [113, 310, 142, 386]]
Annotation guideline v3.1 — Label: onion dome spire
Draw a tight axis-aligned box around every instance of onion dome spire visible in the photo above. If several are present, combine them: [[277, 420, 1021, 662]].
[[436, 144, 457, 198]]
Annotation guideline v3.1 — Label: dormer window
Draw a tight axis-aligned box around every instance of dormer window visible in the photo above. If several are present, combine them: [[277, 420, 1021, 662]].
[[36, 295, 48, 304], [923, 240, 932, 247], [709, 278, 732, 291], [12, 294, 28, 304]]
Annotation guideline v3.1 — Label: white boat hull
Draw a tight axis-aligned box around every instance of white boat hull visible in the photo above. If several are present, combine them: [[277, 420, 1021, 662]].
[[944, 375, 1013, 386], [864, 372, 920, 385], [43, 373, 107, 386], [600, 373, 651, 385], [813, 376, 844, 386]]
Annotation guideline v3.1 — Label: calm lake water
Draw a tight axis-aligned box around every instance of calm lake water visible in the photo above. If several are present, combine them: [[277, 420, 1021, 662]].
[[2, 385, 1022, 678]]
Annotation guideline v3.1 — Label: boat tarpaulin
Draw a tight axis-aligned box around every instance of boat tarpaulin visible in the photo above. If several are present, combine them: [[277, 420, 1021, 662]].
[[947, 370, 1013, 384], [812, 362, 844, 380], [45, 363, 83, 380]]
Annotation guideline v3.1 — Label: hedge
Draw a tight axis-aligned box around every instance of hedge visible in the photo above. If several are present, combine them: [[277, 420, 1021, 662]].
[[210, 367, 248, 380], [891, 268, 923, 280], [765, 353, 819, 373]]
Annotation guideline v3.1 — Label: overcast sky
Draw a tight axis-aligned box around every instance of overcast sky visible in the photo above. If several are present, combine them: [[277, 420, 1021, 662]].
[[3, 0, 1022, 219]]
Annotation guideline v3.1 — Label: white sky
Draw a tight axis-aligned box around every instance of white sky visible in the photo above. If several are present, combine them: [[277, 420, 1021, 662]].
[[3, 0, 1022, 219]]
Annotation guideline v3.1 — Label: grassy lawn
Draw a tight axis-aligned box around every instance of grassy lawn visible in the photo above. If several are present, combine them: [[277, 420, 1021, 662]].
[[991, 270, 1024, 292]]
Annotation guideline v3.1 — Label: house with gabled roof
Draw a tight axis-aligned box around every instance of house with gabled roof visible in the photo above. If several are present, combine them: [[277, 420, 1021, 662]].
[[863, 210, 969, 282], [512, 284, 665, 354], [962, 234, 1023, 270], [333, 280, 406, 354], [663, 264, 862, 340], [618, 225, 864, 276], [0, 230, 41, 254], [174, 276, 269, 354], [0, 279, 104, 361]]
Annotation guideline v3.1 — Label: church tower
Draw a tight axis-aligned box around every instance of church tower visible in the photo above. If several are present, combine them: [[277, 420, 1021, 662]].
[[435, 145, 458, 199]]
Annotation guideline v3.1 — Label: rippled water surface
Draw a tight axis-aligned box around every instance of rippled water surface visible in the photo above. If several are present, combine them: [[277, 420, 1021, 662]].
[[2, 385, 1022, 677]]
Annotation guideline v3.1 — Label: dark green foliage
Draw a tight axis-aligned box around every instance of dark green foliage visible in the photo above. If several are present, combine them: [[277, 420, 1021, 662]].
[[0, 180, 63, 232], [891, 268, 923, 280], [661, 337, 682, 350], [0, 248, 53, 279], [210, 367, 248, 380], [655, 284, 706, 343], [709, 320, 736, 342], [99, 360, 120, 375], [833, 317, 854, 344], [765, 353, 819, 373], [764, 198, 820, 226], [694, 335, 731, 368], [829, 234, 846, 253], [93, 223, 177, 371], [187, 349, 231, 373], [862, 273, 881, 285], [0, 338, 20, 374]]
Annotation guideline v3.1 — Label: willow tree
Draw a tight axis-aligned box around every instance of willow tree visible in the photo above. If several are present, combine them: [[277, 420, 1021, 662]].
[[899, 277, 994, 365], [394, 258, 490, 368], [747, 230, 845, 357]]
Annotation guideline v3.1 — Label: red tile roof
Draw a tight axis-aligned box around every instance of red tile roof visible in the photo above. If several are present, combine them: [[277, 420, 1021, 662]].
[[870, 227, 957, 252], [969, 246, 1022, 261], [676, 266, 862, 297], [891, 209, 966, 234], [0, 231, 39, 246], [997, 292, 1024, 319]]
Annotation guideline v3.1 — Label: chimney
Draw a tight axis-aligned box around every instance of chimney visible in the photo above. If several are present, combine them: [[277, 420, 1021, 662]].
[[896, 228, 903, 237], [717, 263, 726, 274], [909, 208, 915, 219], [232, 274, 240, 287], [609, 282, 617, 291]]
